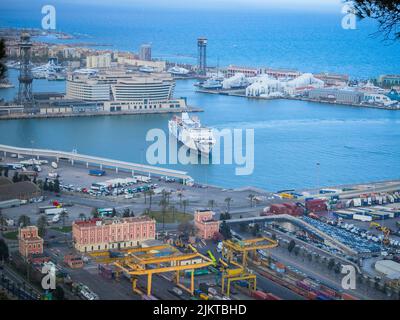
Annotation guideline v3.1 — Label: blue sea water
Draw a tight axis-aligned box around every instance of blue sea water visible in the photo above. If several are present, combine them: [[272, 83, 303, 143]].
[[1, 70, 400, 191], [1, 1, 400, 191], [0, 0, 399, 77]]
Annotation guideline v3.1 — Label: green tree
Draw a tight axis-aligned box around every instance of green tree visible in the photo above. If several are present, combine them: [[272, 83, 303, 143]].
[[122, 208, 130, 217], [288, 240, 296, 253], [220, 221, 232, 240], [91, 208, 99, 218], [78, 213, 86, 221], [169, 205, 176, 223], [53, 178, 60, 193], [220, 212, 231, 221], [48, 181, 55, 192], [43, 179, 49, 191], [252, 223, 260, 236], [182, 199, 189, 215], [148, 189, 155, 210], [12, 171, 19, 183], [53, 285, 65, 300], [18, 215, 31, 227], [350, 0, 400, 41], [248, 194, 255, 207], [59, 211, 68, 226], [224, 197, 233, 213], [178, 221, 197, 237], [159, 198, 168, 232], [0, 239, 9, 262], [327, 258, 335, 270], [208, 199, 216, 210], [0, 210, 6, 228], [177, 192, 184, 208], [0, 39, 6, 80], [37, 215, 48, 238]]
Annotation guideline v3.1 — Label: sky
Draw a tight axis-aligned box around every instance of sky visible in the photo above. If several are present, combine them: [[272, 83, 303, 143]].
[[71, 0, 344, 10], [0, 0, 345, 12]]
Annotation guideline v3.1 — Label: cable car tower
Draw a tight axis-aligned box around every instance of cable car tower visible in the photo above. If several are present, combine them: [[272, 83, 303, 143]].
[[17, 32, 35, 110]]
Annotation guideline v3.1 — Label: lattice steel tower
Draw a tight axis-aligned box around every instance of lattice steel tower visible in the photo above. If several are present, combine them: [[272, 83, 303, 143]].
[[197, 37, 207, 76], [17, 32, 35, 109]]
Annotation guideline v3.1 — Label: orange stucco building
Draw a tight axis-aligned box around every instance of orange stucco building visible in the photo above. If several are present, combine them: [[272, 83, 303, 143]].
[[194, 210, 220, 240], [18, 226, 44, 259], [72, 216, 156, 252]]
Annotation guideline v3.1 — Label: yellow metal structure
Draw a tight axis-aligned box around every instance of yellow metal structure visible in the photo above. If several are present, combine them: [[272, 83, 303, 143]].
[[220, 237, 278, 297], [90, 244, 213, 296]]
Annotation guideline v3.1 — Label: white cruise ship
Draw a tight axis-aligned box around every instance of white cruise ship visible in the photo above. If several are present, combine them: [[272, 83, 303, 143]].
[[168, 113, 216, 155]]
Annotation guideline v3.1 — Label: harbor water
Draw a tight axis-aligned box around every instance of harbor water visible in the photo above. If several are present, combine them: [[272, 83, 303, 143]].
[[1, 71, 400, 191], [1, 2, 400, 191]]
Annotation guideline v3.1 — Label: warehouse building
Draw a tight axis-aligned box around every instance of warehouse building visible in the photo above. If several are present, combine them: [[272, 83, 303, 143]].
[[308, 88, 364, 104]]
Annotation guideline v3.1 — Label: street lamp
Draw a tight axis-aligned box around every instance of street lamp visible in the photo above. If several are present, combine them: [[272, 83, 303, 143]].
[[316, 162, 320, 190]]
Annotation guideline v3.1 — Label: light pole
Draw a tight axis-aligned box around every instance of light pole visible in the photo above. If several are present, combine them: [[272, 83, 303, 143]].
[[30, 140, 34, 160], [316, 162, 320, 190]]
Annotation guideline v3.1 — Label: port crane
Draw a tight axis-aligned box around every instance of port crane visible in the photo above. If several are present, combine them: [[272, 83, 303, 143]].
[[89, 244, 213, 296], [220, 237, 278, 296]]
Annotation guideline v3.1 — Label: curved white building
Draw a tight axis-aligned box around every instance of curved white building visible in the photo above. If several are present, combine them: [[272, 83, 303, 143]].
[[66, 75, 110, 101], [111, 78, 174, 101], [66, 72, 175, 102]]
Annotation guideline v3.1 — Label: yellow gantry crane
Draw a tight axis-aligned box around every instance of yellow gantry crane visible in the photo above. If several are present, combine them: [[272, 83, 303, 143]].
[[89, 244, 213, 296], [220, 237, 278, 296]]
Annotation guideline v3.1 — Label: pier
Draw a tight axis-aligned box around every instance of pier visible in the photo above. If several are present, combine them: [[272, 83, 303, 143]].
[[0, 106, 203, 121], [0, 144, 193, 183]]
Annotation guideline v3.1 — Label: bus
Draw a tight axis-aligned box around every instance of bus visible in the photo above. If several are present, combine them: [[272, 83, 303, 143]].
[[97, 208, 114, 217]]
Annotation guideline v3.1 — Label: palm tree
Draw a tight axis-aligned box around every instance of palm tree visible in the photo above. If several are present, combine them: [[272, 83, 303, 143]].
[[182, 200, 189, 215], [143, 190, 148, 204], [59, 211, 68, 227], [36, 215, 48, 238], [248, 194, 255, 207], [208, 199, 216, 210], [0, 211, 6, 228], [224, 197, 233, 213], [159, 198, 168, 232], [169, 205, 176, 223], [78, 213, 86, 221], [177, 192, 184, 208], [18, 215, 30, 227], [148, 189, 155, 210]]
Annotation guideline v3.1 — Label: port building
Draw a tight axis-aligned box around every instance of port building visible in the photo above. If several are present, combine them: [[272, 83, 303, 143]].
[[377, 74, 400, 88], [308, 88, 364, 104], [194, 210, 220, 240], [66, 71, 175, 102], [72, 216, 156, 252], [19, 226, 44, 259]]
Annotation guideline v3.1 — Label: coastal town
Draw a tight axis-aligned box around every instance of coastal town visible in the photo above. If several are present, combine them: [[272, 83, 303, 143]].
[[0, 28, 399, 120]]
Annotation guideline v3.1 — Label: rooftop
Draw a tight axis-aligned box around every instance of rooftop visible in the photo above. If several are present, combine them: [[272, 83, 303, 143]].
[[74, 216, 155, 228]]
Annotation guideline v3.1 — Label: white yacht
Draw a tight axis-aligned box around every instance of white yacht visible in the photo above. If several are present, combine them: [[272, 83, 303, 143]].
[[168, 113, 216, 155]]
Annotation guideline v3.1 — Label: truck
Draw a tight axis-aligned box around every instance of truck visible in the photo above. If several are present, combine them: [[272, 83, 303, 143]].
[[0, 199, 21, 209], [45, 208, 67, 216], [89, 169, 106, 176], [48, 214, 60, 224], [48, 172, 59, 178], [134, 175, 151, 183]]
